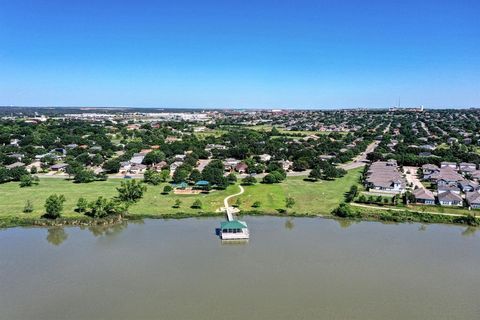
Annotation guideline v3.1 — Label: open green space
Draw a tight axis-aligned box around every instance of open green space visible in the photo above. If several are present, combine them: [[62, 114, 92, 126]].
[[0, 168, 362, 226], [235, 168, 362, 214], [193, 129, 227, 138], [245, 125, 347, 136]]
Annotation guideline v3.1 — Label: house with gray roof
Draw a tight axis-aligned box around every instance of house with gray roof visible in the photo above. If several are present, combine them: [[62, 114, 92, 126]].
[[412, 188, 435, 205], [466, 191, 480, 209], [430, 167, 463, 186], [364, 161, 406, 194], [440, 161, 457, 169], [5, 162, 25, 169], [459, 162, 476, 173], [437, 191, 463, 206], [458, 180, 479, 193]]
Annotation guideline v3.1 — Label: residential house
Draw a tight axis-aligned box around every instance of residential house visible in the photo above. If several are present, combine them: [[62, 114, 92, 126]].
[[466, 191, 480, 209], [130, 153, 146, 164], [174, 154, 186, 162], [279, 160, 293, 171], [447, 137, 458, 144], [119, 161, 131, 174], [235, 163, 248, 173], [422, 164, 440, 179], [151, 161, 168, 172], [412, 188, 435, 205], [419, 144, 435, 151], [459, 162, 476, 173], [437, 184, 461, 195], [319, 155, 334, 161], [223, 158, 240, 171], [7, 153, 25, 161], [129, 163, 147, 174], [9, 138, 20, 147], [5, 162, 25, 169], [437, 191, 463, 206], [458, 180, 479, 193], [170, 161, 184, 175], [364, 160, 406, 194], [440, 161, 457, 169], [471, 170, 480, 181], [165, 136, 180, 143], [50, 163, 69, 172], [258, 154, 272, 162], [205, 144, 227, 151], [430, 167, 463, 186]]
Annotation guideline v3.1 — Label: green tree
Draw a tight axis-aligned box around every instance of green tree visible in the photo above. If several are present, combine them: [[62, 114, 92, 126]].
[[160, 169, 170, 182], [9, 166, 29, 181], [73, 169, 96, 183], [85, 197, 125, 218], [173, 199, 182, 208], [227, 173, 237, 184], [345, 185, 358, 202], [144, 169, 162, 185], [308, 167, 323, 181], [116, 180, 147, 203], [173, 167, 190, 183], [44, 194, 66, 219], [162, 185, 173, 194], [189, 169, 202, 183], [102, 158, 121, 173], [19, 174, 33, 187], [252, 201, 261, 208], [23, 200, 34, 213], [285, 197, 295, 209], [143, 150, 166, 165], [76, 197, 89, 213], [242, 176, 257, 185], [332, 203, 353, 218], [191, 199, 202, 209]]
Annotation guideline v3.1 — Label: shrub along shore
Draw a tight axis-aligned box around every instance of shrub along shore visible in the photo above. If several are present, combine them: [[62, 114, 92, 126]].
[[1, 168, 479, 228], [2, 205, 479, 229]]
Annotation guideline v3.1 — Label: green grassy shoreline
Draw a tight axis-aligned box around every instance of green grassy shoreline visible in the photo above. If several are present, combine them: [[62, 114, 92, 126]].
[[2, 207, 479, 229], [1, 167, 479, 228]]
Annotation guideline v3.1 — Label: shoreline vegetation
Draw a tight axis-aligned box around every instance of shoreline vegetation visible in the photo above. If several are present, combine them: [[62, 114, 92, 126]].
[[2, 206, 479, 229], [1, 168, 479, 228]]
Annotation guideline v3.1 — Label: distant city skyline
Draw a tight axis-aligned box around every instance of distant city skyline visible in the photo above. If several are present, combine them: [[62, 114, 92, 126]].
[[1, 0, 479, 108]]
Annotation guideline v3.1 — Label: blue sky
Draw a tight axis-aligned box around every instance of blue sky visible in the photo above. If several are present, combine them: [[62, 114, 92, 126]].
[[0, 0, 479, 108]]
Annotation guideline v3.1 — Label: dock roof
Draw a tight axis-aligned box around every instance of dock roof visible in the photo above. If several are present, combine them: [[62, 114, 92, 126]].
[[220, 220, 247, 230]]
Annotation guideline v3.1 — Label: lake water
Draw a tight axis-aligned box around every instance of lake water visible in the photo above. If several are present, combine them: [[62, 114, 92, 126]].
[[1, 217, 480, 320]]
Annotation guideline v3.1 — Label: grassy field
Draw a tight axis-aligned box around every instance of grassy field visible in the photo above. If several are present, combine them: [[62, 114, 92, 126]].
[[193, 129, 227, 138], [0, 168, 362, 224], [244, 125, 347, 136], [234, 168, 362, 214]]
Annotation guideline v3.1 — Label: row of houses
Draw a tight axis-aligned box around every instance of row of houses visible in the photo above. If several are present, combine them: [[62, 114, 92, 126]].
[[413, 187, 480, 208], [413, 162, 480, 208]]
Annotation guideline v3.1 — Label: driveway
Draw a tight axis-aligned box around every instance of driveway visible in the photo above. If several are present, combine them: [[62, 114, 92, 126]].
[[403, 166, 423, 189]]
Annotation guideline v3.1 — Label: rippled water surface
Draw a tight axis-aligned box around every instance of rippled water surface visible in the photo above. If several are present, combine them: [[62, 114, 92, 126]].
[[1, 217, 480, 320]]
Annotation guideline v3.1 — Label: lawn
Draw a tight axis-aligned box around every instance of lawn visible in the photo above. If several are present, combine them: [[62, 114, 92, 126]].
[[0, 168, 362, 223], [234, 168, 362, 215], [193, 129, 227, 139], [0, 179, 122, 219], [245, 125, 347, 136]]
